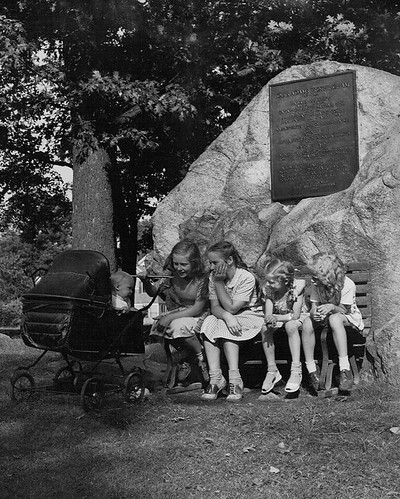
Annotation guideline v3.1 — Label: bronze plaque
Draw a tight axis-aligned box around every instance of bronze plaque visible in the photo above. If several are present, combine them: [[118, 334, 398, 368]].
[[269, 71, 359, 201]]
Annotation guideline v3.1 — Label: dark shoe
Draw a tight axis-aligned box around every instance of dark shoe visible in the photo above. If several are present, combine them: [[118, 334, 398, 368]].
[[226, 383, 244, 401], [308, 371, 320, 392], [198, 359, 209, 383], [201, 377, 226, 400], [339, 369, 353, 391], [177, 361, 191, 382]]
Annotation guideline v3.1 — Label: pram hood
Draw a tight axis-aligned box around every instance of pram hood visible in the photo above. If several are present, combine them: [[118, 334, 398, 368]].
[[24, 250, 111, 302]]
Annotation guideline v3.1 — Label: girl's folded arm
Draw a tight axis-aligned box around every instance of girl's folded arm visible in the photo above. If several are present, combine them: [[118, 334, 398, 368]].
[[162, 299, 206, 321]]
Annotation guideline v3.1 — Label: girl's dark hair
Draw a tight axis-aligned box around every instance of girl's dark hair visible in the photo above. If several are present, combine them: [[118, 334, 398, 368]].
[[264, 259, 295, 288], [207, 241, 248, 269], [163, 239, 204, 277]]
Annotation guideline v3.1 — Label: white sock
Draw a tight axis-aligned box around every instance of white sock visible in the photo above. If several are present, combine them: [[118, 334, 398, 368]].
[[306, 361, 317, 373], [267, 364, 278, 373], [291, 362, 302, 372], [339, 356, 350, 371], [228, 369, 242, 386], [209, 369, 223, 384]]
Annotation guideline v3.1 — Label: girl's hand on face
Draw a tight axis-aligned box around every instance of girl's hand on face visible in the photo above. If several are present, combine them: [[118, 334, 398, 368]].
[[225, 316, 242, 336], [213, 262, 228, 281], [264, 314, 277, 327]]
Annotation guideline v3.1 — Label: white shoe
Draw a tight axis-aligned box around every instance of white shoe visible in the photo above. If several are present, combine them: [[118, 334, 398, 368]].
[[285, 371, 302, 393], [261, 370, 282, 394]]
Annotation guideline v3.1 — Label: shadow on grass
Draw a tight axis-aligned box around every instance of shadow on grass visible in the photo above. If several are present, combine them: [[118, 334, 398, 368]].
[[2, 338, 400, 499]]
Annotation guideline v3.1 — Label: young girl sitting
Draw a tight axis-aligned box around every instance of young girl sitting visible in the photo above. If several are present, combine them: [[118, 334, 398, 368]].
[[301, 253, 364, 392], [200, 241, 264, 401], [260, 259, 307, 396], [140, 240, 209, 380]]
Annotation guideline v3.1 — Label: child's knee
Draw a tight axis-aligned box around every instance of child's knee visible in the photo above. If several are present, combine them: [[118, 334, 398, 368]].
[[302, 317, 314, 334], [328, 313, 345, 328], [285, 320, 299, 336]]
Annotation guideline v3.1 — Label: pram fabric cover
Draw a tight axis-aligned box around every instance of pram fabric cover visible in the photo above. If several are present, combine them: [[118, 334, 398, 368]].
[[21, 250, 144, 355]]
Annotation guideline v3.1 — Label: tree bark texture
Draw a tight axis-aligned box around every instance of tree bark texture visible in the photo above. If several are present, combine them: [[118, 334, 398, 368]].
[[72, 147, 117, 272]]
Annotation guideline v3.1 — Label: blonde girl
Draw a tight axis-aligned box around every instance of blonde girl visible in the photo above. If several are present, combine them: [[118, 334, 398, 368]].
[[140, 240, 209, 380], [200, 241, 264, 401], [260, 259, 307, 396], [301, 253, 364, 392]]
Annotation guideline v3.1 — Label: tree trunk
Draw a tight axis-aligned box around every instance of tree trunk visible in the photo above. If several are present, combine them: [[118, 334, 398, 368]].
[[71, 146, 117, 272]]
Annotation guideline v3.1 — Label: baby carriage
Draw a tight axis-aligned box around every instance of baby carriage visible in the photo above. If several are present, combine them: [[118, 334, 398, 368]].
[[10, 249, 156, 412]]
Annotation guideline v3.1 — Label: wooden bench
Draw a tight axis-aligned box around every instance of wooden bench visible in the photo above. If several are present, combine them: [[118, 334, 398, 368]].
[[240, 261, 371, 395]]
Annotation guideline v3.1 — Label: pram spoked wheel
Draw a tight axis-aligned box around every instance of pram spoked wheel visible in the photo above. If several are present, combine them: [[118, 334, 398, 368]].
[[54, 361, 82, 386], [80, 377, 105, 412], [11, 371, 35, 403], [124, 369, 145, 404]]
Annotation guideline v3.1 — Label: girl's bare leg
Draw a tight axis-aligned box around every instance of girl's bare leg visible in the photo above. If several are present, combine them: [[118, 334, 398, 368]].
[[261, 325, 277, 367], [223, 340, 243, 401], [328, 313, 348, 357], [259, 326, 282, 395], [203, 338, 221, 372], [201, 338, 226, 400], [285, 320, 301, 364], [284, 321, 302, 392], [301, 317, 316, 367]]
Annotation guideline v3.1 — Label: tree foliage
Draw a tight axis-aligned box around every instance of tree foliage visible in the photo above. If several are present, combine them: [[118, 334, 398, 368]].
[[1, 0, 400, 271]]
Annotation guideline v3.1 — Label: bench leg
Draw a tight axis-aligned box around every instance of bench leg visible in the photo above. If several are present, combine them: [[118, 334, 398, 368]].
[[318, 324, 330, 390]]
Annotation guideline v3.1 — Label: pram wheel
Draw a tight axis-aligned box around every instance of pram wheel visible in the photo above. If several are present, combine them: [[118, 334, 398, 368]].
[[11, 371, 35, 403], [80, 377, 105, 412], [54, 361, 82, 386], [124, 370, 145, 404]]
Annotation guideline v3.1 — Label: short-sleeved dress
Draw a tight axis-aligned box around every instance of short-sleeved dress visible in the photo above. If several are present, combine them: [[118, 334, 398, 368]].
[[150, 276, 209, 340], [265, 278, 309, 328], [310, 276, 364, 331], [201, 268, 264, 343]]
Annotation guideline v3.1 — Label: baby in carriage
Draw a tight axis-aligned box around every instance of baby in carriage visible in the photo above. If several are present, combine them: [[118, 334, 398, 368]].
[[110, 270, 137, 314]]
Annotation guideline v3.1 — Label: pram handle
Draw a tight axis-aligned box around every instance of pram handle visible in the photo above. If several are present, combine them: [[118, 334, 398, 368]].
[[130, 274, 173, 279]]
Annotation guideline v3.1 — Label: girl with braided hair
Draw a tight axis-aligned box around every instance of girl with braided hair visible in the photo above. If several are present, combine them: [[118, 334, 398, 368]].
[[259, 259, 307, 397]]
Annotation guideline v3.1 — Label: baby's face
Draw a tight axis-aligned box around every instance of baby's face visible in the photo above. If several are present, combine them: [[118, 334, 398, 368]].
[[116, 281, 133, 298]]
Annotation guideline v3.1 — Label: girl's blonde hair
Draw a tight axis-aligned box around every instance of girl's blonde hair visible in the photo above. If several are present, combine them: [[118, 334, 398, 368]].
[[308, 253, 346, 304]]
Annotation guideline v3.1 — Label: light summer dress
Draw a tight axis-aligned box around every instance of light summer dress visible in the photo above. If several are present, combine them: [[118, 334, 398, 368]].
[[150, 276, 209, 340], [201, 268, 264, 342]]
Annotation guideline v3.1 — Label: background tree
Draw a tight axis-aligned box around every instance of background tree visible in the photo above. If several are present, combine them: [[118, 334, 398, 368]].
[[1, 0, 400, 277]]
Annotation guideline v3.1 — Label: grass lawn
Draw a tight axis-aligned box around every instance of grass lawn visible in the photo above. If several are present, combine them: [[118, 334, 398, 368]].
[[1, 335, 400, 499]]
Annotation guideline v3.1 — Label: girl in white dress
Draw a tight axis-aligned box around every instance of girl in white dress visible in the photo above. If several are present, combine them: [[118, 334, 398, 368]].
[[200, 241, 264, 401]]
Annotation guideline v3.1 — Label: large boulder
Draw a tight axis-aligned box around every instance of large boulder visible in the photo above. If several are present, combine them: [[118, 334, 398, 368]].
[[151, 61, 400, 384]]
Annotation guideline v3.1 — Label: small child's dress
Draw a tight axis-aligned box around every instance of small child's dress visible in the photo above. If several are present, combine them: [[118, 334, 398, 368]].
[[150, 276, 209, 340], [265, 279, 308, 328], [112, 293, 131, 314], [310, 275, 364, 331], [201, 268, 264, 342]]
